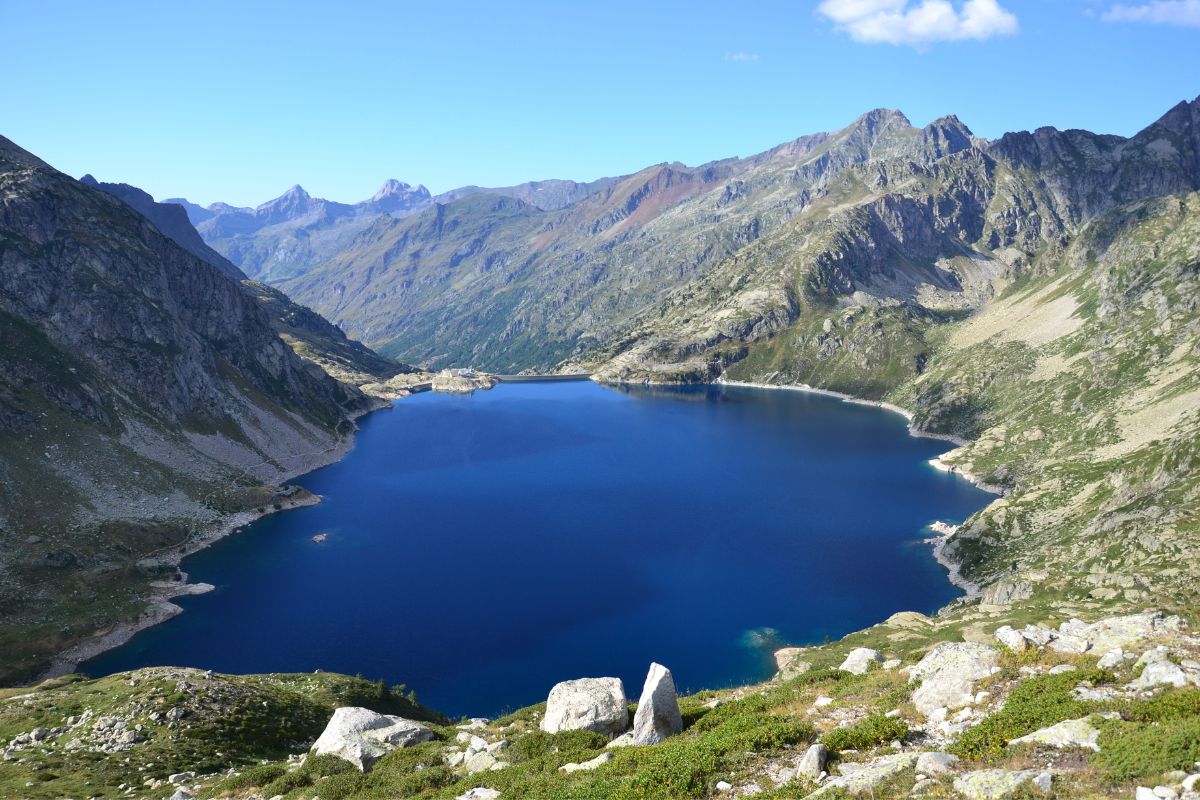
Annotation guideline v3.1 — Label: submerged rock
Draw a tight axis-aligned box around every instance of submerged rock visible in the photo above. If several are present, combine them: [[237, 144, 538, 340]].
[[631, 662, 683, 745], [540, 677, 629, 737], [311, 707, 434, 771]]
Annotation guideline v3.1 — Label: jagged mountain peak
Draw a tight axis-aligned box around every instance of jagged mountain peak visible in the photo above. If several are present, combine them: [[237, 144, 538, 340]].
[[853, 107, 913, 131], [260, 183, 311, 207], [371, 178, 413, 199], [1141, 95, 1199, 137]]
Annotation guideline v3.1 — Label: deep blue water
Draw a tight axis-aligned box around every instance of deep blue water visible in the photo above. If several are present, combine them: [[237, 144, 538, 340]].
[[83, 381, 991, 717]]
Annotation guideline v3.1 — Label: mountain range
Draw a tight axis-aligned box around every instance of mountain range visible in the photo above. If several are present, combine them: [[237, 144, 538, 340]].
[[2, 98, 1199, 796]]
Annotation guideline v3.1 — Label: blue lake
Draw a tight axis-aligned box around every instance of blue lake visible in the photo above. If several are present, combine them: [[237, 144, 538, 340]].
[[83, 381, 992, 717]]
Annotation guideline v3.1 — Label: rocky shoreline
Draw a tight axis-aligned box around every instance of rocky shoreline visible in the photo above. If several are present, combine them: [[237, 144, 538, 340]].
[[41, 374, 507, 681]]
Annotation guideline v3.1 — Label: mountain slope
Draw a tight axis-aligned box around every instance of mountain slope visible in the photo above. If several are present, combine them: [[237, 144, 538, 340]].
[[576, 98, 1200, 613], [179, 181, 433, 281], [83, 177, 409, 387], [0, 135, 374, 681], [279, 110, 960, 372]]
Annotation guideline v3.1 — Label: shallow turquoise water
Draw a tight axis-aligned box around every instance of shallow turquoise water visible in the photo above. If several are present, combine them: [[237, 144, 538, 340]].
[[84, 381, 991, 717]]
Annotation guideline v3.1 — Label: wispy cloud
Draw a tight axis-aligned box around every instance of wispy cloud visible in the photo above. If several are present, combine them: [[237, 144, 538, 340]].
[[1102, 0, 1200, 27], [817, 0, 1019, 48], [724, 51, 761, 63]]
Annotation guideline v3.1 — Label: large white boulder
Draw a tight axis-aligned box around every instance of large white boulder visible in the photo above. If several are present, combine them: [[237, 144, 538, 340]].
[[839, 648, 884, 675], [540, 677, 629, 737], [311, 707, 434, 771], [631, 663, 683, 745], [909, 642, 1000, 718]]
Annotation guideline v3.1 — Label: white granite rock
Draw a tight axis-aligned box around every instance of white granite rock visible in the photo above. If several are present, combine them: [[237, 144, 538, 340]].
[[839, 648, 885, 675], [311, 707, 434, 771], [1009, 717, 1101, 751], [631, 663, 683, 745], [909, 642, 1000, 717], [540, 677, 629, 737]]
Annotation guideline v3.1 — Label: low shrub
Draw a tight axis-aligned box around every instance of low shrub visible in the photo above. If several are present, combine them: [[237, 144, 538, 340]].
[[1093, 716, 1200, 780], [822, 714, 907, 752], [951, 669, 1111, 760]]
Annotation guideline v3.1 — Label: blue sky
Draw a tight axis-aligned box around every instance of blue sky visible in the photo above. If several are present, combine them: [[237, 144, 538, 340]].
[[3, 0, 1197, 206]]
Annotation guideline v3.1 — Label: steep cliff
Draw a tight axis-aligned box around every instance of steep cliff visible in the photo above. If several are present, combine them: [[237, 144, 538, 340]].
[[0, 136, 373, 680]]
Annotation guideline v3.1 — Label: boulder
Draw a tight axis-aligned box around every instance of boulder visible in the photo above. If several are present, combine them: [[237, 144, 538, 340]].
[[953, 769, 1051, 799], [809, 753, 916, 796], [1008, 717, 1101, 751], [559, 751, 614, 773], [839, 648, 884, 675], [993, 626, 1029, 652], [916, 751, 960, 775], [311, 707, 434, 771], [1130, 658, 1194, 690], [797, 742, 828, 779], [540, 677, 629, 737], [464, 751, 503, 774], [909, 642, 1000, 717], [631, 663, 683, 745]]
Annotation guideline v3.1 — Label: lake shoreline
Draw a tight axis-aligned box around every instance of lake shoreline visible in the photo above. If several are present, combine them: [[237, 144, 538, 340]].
[[41, 398, 394, 681], [707, 377, 1000, 603]]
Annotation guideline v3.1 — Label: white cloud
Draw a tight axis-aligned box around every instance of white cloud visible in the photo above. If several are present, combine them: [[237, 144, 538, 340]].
[[1102, 0, 1200, 27], [817, 0, 1019, 48], [724, 51, 761, 63]]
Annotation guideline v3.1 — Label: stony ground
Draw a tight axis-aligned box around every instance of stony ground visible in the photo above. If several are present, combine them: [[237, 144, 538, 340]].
[[2, 609, 1197, 800]]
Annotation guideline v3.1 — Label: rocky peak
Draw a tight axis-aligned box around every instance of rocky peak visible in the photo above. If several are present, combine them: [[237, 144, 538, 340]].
[[253, 184, 319, 225], [919, 115, 977, 159], [365, 179, 433, 214]]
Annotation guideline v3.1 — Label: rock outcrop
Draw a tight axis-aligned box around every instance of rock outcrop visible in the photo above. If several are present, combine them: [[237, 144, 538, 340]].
[[908, 642, 999, 717]]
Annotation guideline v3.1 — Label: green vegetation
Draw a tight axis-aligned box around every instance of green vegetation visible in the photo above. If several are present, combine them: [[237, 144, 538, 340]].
[[950, 669, 1111, 760], [821, 714, 907, 753]]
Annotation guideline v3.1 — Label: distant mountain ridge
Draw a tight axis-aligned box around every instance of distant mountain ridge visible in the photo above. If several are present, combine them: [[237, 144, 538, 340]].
[[169, 175, 627, 282]]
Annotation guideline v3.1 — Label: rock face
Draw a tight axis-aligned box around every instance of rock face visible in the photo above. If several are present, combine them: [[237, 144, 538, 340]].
[[540, 678, 629, 737], [630, 663, 683, 745], [908, 642, 1000, 717], [311, 707, 434, 771], [0, 135, 374, 681], [839, 648, 884, 675]]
